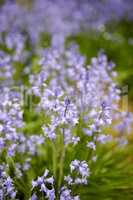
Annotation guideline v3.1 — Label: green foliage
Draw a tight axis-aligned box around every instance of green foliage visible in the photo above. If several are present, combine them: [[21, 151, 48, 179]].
[[68, 20, 133, 100]]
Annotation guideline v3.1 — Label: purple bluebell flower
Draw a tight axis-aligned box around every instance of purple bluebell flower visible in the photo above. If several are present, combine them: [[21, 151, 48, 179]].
[[32, 169, 55, 200], [60, 186, 80, 200], [0, 167, 16, 199]]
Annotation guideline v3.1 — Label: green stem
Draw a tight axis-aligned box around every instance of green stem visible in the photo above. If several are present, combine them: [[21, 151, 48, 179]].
[[52, 142, 57, 179], [57, 103, 68, 196], [58, 145, 66, 191]]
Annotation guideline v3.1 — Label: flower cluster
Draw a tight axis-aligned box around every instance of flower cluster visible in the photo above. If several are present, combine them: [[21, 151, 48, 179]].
[[30, 44, 132, 146], [0, 165, 16, 199], [0, 45, 132, 199], [0, 0, 133, 199], [0, 0, 133, 45], [0, 50, 14, 85], [31, 159, 89, 200], [65, 160, 90, 185], [31, 169, 55, 200], [41, 88, 79, 144], [60, 187, 79, 200]]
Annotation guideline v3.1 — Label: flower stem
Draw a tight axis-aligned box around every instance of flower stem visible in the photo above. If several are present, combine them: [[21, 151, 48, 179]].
[[52, 141, 57, 179], [58, 146, 66, 191]]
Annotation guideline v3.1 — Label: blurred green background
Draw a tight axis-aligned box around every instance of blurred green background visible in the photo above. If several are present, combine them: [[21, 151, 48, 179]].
[[1, 0, 132, 101]]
